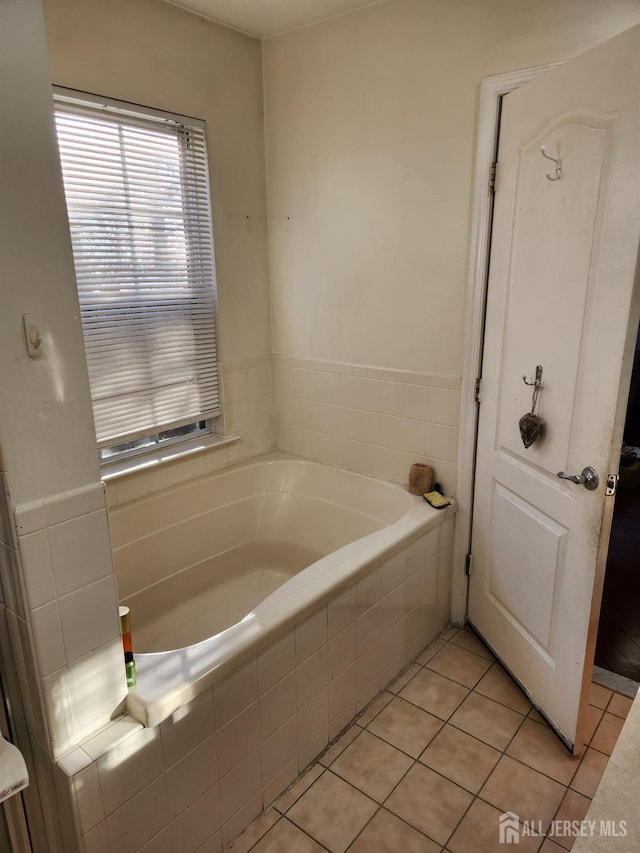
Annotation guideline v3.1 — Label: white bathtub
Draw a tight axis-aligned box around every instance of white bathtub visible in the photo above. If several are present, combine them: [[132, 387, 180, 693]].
[[109, 453, 455, 728]]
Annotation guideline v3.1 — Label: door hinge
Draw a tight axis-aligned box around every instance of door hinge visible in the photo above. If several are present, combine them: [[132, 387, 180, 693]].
[[475, 377, 482, 403], [489, 162, 498, 193], [465, 553, 473, 575]]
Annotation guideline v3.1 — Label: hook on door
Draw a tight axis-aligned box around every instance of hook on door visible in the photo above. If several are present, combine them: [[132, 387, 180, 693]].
[[540, 146, 562, 181]]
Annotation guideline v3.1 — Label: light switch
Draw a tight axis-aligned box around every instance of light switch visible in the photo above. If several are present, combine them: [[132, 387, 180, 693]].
[[23, 313, 43, 358]]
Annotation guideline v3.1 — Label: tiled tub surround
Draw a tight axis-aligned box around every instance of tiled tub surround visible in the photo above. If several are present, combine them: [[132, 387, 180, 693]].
[[104, 355, 274, 508], [109, 454, 454, 726], [51, 464, 453, 852], [273, 355, 461, 497], [2, 479, 126, 759]]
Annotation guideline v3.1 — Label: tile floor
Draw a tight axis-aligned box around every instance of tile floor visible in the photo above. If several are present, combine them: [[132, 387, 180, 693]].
[[229, 626, 633, 853]]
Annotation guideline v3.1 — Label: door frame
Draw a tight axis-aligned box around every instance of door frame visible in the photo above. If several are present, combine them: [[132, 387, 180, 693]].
[[452, 62, 563, 623]]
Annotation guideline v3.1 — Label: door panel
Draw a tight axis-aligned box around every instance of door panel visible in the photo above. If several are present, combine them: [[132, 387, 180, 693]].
[[468, 24, 640, 748]]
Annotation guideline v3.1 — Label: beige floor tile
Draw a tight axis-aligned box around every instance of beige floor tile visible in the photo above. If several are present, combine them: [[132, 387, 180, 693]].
[[581, 704, 604, 746], [357, 691, 393, 727], [386, 763, 474, 846], [330, 730, 413, 802], [287, 770, 377, 853], [547, 789, 591, 851], [319, 726, 360, 767], [250, 817, 326, 853], [528, 708, 546, 724], [229, 808, 279, 852], [449, 692, 524, 751], [419, 724, 501, 794], [540, 840, 567, 852], [416, 637, 446, 665], [590, 712, 624, 756], [387, 663, 421, 695], [607, 692, 634, 719], [426, 643, 492, 689], [367, 696, 443, 758], [448, 797, 542, 853], [569, 748, 609, 798], [400, 668, 469, 720], [588, 682, 612, 710], [348, 808, 440, 853], [474, 664, 531, 715], [506, 719, 580, 785], [274, 764, 324, 814], [480, 756, 566, 833], [449, 628, 495, 661]]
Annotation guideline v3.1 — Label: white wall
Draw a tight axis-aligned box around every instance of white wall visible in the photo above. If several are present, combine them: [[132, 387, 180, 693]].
[[0, 0, 99, 508], [264, 0, 640, 492], [264, 0, 640, 377]]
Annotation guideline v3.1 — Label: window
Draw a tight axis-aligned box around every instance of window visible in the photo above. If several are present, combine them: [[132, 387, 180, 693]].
[[53, 89, 220, 463]]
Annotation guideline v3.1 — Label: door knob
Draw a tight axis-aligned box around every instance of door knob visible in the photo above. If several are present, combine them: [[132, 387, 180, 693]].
[[556, 467, 599, 490]]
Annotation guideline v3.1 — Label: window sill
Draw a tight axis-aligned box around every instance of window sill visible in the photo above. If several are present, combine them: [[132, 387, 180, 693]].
[[100, 433, 240, 482]]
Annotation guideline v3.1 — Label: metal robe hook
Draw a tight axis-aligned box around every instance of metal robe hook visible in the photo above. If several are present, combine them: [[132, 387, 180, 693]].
[[540, 146, 562, 181], [522, 365, 543, 414]]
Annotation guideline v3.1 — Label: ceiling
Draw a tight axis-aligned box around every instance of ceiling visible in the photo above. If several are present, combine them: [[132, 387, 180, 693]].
[[162, 0, 384, 38]]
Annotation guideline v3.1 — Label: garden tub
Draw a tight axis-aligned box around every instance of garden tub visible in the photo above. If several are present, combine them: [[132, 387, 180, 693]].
[[108, 452, 454, 727]]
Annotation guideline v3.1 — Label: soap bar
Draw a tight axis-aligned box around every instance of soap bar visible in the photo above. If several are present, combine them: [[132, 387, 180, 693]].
[[423, 491, 451, 509]]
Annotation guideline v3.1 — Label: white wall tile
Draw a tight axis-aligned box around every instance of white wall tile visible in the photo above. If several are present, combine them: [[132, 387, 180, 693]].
[[295, 647, 328, 708], [257, 631, 295, 695], [70, 762, 104, 835], [216, 702, 260, 777], [58, 575, 120, 664], [221, 793, 261, 850], [81, 820, 110, 853], [218, 748, 261, 825], [262, 759, 297, 808], [294, 608, 327, 663], [97, 726, 164, 816], [160, 689, 215, 768], [30, 601, 66, 677], [165, 734, 217, 820], [259, 671, 296, 739], [68, 639, 127, 743], [169, 785, 221, 853], [13, 499, 46, 537], [106, 776, 169, 853], [356, 567, 382, 608], [298, 729, 328, 772], [44, 483, 106, 527], [261, 715, 297, 785], [328, 622, 355, 680], [41, 668, 76, 755], [328, 661, 357, 722], [47, 509, 114, 597], [213, 657, 258, 730], [327, 585, 357, 639], [18, 530, 56, 609], [139, 826, 174, 853], [296, 687, 328, 751]]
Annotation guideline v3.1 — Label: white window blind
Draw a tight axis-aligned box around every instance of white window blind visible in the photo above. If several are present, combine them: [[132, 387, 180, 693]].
[[53, 90, 220, 449]]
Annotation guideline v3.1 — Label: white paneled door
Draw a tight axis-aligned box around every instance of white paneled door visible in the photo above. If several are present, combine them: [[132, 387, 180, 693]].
[[468, 25, 640, 750]]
